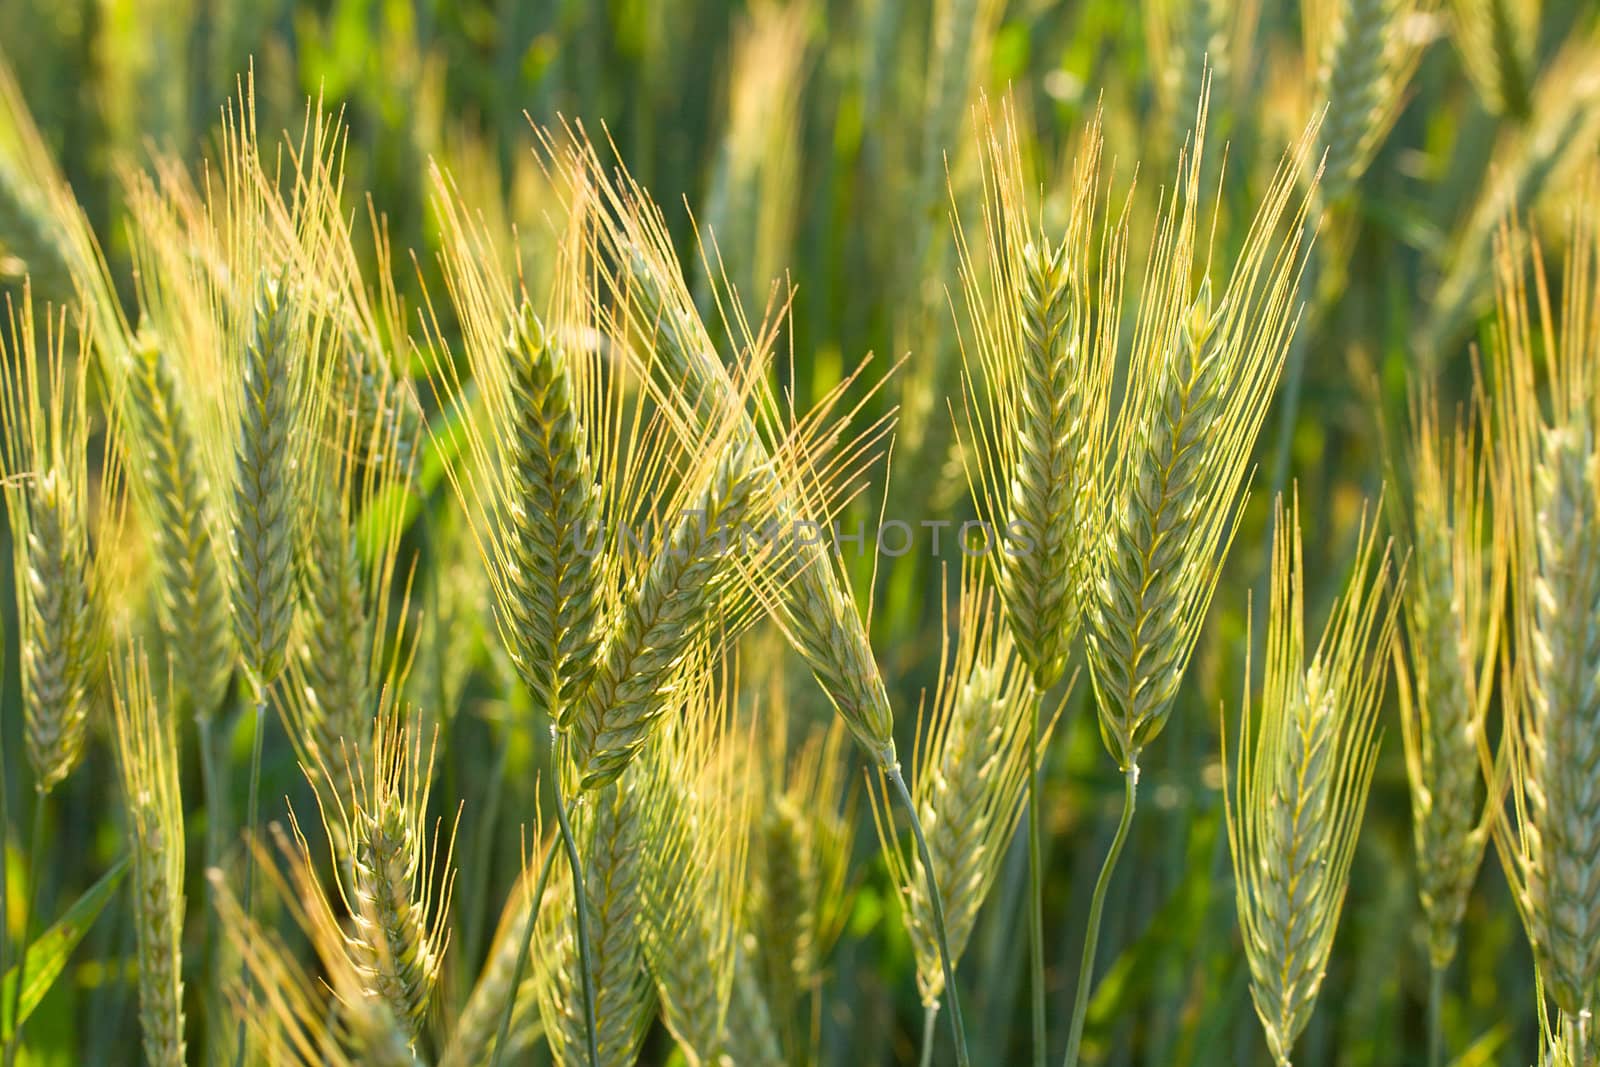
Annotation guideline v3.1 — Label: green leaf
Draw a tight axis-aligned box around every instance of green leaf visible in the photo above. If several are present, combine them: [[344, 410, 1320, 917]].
[[0, 856, 129, 1041]]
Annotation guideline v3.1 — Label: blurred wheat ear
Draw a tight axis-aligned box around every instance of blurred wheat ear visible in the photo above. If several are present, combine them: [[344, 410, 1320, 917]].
[[1226, 494, 1398, 1067]]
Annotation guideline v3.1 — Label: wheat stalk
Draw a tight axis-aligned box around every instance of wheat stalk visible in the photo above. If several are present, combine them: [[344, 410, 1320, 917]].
[[1226, 494, 1397, 1067], [110, 648, 186, 1067]]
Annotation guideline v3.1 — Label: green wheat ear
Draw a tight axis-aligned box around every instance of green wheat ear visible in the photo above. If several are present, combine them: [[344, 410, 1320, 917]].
[[110, 649, 187, 1067], [0, 296, 122, 794], [1226, 494, 1398, 1067], [124, 329, 235, 720], [231, 275, 300, 690], [1489, 205, 1600, 1032], [1393, 388, 1502, 973], [1085, 100, 1318, 772]]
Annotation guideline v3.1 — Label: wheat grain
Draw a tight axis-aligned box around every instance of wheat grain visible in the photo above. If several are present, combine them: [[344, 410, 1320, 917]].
[[1226, 495, 1397, 1067]]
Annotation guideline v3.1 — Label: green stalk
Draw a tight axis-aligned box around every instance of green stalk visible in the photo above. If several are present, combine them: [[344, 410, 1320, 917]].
[[1028, 692, 1046, 1067], [1061, 764, 1139, 1067], [488, 833, 560, 1067], [552, 747, 600, 1067], [4, 793, 46, 1067], [888, 764, 970, 1067], [919, 1002, 939, 1067], [233, 695, 266, 1067], [1427, 961, 1444, 1067]]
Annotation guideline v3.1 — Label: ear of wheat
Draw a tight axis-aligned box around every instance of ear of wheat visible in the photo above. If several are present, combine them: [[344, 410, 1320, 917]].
[[636, 652, 770, 1066], [0, 295, 122, 793], [110, 648, 186, 1067], [1488, 198, 1600, 1033], [877, 562, 1053, 1008], [1304, 0, 1429, 199], [1446, 0, 1535, 117], [307, 701, 456, 1041], [120, 329, 235, 720], [535, 778, 654, 1067], [1226, 494, 1398, 1067], [1394, 388, 1502, 973], [210, 830, 420, 1066], [954, 99, 1118, 694], [1084, 99, 1319, 773]]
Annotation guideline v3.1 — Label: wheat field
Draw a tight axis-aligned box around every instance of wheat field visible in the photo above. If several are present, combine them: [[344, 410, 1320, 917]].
[[0, 1, 1599, 1065]]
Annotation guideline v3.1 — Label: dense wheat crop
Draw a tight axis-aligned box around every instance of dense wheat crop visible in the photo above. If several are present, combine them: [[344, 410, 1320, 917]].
[[2, 1, 1600, 1064]]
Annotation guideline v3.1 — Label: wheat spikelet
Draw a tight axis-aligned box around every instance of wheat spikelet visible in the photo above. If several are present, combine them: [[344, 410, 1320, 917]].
[[1394, 390, 1502, 971], [572, 438, 766, 787], [1305, 0, 1428, 199], [1226, 495, 1397, 1066], [121, 330, 234, 718], [1084, 101, 1318, 771], [0, 296, 121, 793], [877, 563, 1050, 1006], [110, 649, 186, 1067], [537, 779, 653, 1067], [1489, 198, 1600, 1027]]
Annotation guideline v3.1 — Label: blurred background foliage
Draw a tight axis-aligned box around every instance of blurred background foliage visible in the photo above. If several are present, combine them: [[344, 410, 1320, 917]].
[[2, 0, 1600, 1063]]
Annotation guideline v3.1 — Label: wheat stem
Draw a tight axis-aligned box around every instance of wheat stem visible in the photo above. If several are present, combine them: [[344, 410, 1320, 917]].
[[1028, 691, 1046, 1067], [1428, 961, 1445, 1067], [553, 760, 600, 1067], [3, 793, 45, 1067], [487, 842, 558, 1067], [920, 1003, 939, 1067], [1062, 763, 1139, 1067], [232, 695, 266, 1067], [889, 764, 970, 1067]]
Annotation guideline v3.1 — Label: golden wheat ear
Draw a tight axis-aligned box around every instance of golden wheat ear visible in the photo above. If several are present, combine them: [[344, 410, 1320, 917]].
[[109, 647, 186, 1067], [1226, 493, 1399, 1067], [1486, 193, 1600, 1035], [209, 828, 418, 1067], [0, 295, 123, 794]]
